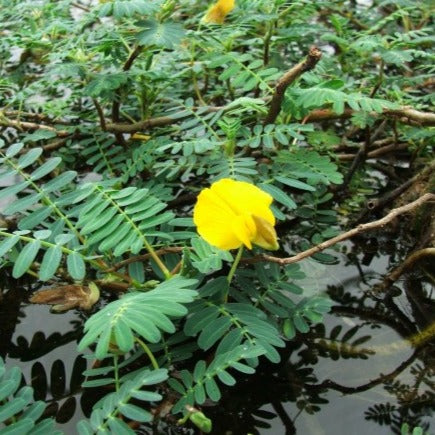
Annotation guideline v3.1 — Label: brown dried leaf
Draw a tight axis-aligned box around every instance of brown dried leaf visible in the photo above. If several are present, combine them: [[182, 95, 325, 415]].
[[29, 283, 99, 312]]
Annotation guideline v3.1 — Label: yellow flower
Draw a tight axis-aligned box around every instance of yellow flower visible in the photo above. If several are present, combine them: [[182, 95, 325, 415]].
[[202, 0, 235, 24], [193, 178, 279, 251]]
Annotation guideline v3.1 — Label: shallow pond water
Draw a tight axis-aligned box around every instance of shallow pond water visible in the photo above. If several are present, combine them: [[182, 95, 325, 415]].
[[1, 236, 434, 434]]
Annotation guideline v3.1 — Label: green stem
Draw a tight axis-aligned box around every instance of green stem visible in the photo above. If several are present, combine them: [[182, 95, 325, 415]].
[[143, 239, 172, 280], [113, 355, 120, 391], [135, 337, 159, 370], [224, 246, 244, 302], [95, 185, 172, 280]]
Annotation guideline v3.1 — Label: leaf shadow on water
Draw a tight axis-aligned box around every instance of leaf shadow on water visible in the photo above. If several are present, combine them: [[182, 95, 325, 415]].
[[0, 237, 434, 435]]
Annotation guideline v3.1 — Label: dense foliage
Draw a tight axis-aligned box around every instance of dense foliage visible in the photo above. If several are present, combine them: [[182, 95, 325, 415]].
[[0, 0, 433, 433]]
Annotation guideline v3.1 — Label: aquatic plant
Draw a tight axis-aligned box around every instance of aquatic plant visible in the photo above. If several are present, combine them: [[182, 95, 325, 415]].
[[0, 0, 433, 433]]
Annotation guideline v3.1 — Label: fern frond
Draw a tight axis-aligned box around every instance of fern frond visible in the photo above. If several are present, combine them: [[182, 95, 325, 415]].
[[208, 52, 281, 94], [78, 277, 198, 359], [168, 344, 265, 414], [276, 148, 343, 185], [72, 183, 174, 257], [184, 297, 285, 363], [0, 356, 60, 434], [77, 368, 168, 435], [0, 229, 88, 280], [294, 86, 400, 114], [207, 154, 258, 181], [0, 142, 80, 240]]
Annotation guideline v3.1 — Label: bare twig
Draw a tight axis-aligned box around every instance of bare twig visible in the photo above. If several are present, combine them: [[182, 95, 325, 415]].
[[338, 143, 409, 160], [71, 2, 90, 12], [112, 45, 143, 124], [42, 137, 70, 152], [340, 125, 372, 189], [242, 194, 435, 266], [364, 161, 435, 214], [382, 248, 435, 288], [305, 107, 435, 126], [110, 45, 143, 147], [3, 111, 75, 125], [105, 103, 435, 136], [93, 98, 107, 131], [264, 46, 322, 125], [0, 118, 71, 137], [105, 247, 186, 272]]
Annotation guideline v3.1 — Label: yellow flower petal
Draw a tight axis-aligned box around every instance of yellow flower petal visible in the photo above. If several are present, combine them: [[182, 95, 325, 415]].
[[251, 215, 279, 251], [231, 214, 256, 249], [203, 0, 235, 24], [211, 178, 275, 224], [193, 178, 279, 251], [193, 184, 241, 250]]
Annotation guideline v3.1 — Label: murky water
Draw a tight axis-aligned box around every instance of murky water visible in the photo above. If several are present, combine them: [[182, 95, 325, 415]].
[[1, 234, 433, 434]]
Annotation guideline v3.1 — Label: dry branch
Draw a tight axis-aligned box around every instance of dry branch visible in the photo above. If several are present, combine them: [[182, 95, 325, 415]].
[[243, 193, 435, 266], [382, 248, 435, 288], [338, 143, 409, 161], [305, 107, 435, 126], [264, 46, 322, 125], [105, 247, 186, 272], [0, 118, 71, 137], [105, 104, 435, 135]]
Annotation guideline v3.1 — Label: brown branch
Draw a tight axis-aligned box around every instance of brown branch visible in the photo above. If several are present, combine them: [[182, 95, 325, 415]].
[[42, 137, 70, 152], [3, 111, 75, 125], [305, 107, 435, 126], [105, 102, 435, 136], [71, 2, 90, 12], [106, 115, 177, 133], [264, 46, 322, 125], [338, 143, 409, 161], [112, 45, 143, 124], [93, 98, 107, 131], [340, 125, 372, 189], [242, 193, 435, 266], [110, 45, 143, 147], [104, 247, 186, 272], [0, 118, 71, 137], [382, 248, 435, 288]]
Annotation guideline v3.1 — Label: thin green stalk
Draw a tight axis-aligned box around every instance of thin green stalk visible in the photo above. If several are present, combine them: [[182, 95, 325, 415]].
[[143, 239, 172, 280], [95, 185, 172, 280], [224, 246, 244, 302], [113, 355, 120, 391], [135, 337, 159, 370]]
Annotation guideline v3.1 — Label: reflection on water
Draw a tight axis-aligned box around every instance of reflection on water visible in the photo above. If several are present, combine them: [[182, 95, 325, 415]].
[[0, 238, 434, 434]]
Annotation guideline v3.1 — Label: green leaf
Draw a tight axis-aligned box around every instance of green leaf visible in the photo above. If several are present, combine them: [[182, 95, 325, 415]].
[[12, 240, 41, 278], [259, 183, 296, 209], [67, 252, 86, 280], [22, 130, 57, 143], [137, 20, 185, 49], [119, 403, 152, 422], [0, 417, 34, 434], [42, 171, 77, 193], [0, 235, 20, 257], [18, 207, 52, 230], [39, 246, 62, 281], [79, 278, 197, 359], [29, 158, 62, 181], [275, 175, 316, 191]]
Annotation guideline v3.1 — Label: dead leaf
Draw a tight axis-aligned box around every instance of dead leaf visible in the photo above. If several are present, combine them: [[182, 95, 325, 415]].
[[29, 282, 100, 312]]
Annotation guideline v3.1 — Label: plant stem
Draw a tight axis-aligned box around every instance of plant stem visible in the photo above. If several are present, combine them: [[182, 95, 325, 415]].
[[113, 355, 120, 391], [224, 246, 244, 302], [143, 239, 172, 280], [135, 337, 159, 370]]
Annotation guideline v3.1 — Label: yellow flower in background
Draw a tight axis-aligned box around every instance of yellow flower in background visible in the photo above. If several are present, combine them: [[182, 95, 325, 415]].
[[193, 178, 279, 251], [202, 0, 235, 24]]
